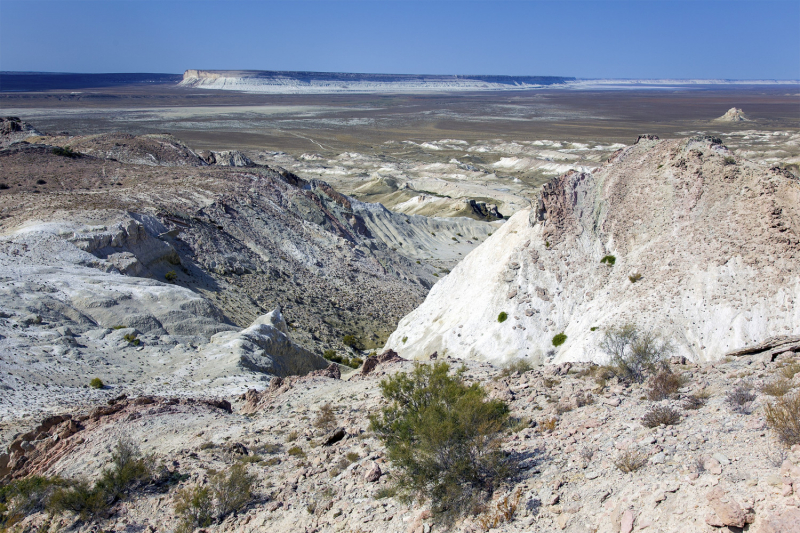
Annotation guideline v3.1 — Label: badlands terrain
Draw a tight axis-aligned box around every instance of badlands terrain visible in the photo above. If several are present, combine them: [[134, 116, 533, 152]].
[[0, 73, 799, 532]]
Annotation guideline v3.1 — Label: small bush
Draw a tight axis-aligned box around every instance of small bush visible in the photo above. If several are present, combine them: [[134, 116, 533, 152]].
[[49, 438, 154, 521], [123, 333, 140, 346], [286, 430, 299, 442], [641, 406, 680, 428], [614, 450, 647, 473], [590, 326, 598, 331], [0, 476, 65, 526], [599, 325, 672, 383], [647, 370, 686, 401], [497, 312, 508, 323], [209, 463, 255, 518], [499, 358, 533, 378], [402, 336, 408, 344], [199, 441, 215, 450], [165, 270, 177, 282], [725, 386, 756, 414], [723, 156, 736, 165], [313, 402, 337, 432], [174, 485, 213, 533], [52, 146, 80, 158], [342, 335, 360, 349], [345, 451, 360, 463], [628, 272, 643, 283], [552, 333, 567, 347], [764, 392, 800, 446], [369, 362, 516, 524], [683, 394, 707, 410], [760, 379, 794, 397], [287, 446, 306, 457], [600, 255, 616, 266], [89, 377, 104, 389], [374, 486, 397, 499]]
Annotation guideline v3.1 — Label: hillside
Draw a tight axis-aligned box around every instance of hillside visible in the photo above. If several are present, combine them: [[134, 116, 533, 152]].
[[385, 136, 800, 364]]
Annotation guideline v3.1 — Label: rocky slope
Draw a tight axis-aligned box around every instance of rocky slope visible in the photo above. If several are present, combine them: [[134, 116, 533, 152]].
[[0, 125, 495, 420], [385, 136, 800, 364], [2, 349, 799, 533]]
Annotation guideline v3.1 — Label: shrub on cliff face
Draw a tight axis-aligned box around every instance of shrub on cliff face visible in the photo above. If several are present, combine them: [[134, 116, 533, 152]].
[[369, 362, 516, 524]]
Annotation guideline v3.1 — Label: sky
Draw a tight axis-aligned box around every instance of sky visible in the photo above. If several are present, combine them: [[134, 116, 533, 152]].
[[0, 0, 798, 79]]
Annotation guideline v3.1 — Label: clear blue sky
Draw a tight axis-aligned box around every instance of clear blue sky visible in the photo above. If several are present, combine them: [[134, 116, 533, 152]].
[[1, 0, 798, 79]]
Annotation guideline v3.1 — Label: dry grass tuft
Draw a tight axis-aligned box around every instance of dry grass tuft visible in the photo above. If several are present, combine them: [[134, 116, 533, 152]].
[[760, 379, 794, 397], [641, 406, 680, 428], [764, 392, 800, 446], [614, 449, 647, 473], [475, 490, 521, 531], [647, 370, 686, 401]]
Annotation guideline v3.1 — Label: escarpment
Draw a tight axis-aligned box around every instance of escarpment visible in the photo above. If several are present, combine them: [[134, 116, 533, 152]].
[[385, 136, 800, 364]]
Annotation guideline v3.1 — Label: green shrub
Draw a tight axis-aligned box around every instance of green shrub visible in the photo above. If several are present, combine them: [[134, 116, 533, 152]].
[[89, 378, 104, 389], [723, 156, 736, 165], [590, 327, 598, 331], [174, 485, 213, 533], [52, 146, 80, 158], [165, 270, 178, 282], [599, 325, 672, 383], [402, 336, 408, 344], [497, 312, 508, 323], [123, 333, 140, 346], [552, 333, 567, 347], [345, 452, 360, 463], [287, 446, 306, 458], [369, 362, 516, 524], [0, 476, 65, 526], [629, 273, 643, 283], [342, 335, 359, 349], [600, 255, 616, 266], [49, 438, 154, 521], [209, 463, 255, 518]]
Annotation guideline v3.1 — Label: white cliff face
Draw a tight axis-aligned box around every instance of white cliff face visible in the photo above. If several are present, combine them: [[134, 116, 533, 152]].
[[385, 137, 800, 365]]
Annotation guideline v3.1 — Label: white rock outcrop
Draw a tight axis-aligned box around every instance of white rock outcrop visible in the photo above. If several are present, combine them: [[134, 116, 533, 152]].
[[197, 308, 329, 378], [385, 136, 800, 364]]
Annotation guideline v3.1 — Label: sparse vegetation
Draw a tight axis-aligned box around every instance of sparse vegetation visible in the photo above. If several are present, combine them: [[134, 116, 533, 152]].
[[725, 386, 756, 414], [174, 464, 255, 532], [780, 362, 800, 380], [642, 406, 680, 428], [764, 391, 800, 446], [89, 377, 104, 389], [123, 333, 140, 345], [760, 379, 794, 397], [0, 476, 66, 527], [497, 312, 508, 323], [628, 272, 643, 283], [342, 335, 360, 350], [52, 146, 80, 158], [647, 370, 686, 400], [313, 402, 338, 432], [369, 362, 516, 524], [723, 156, 736, 165], [287, 445, 306, 457], [48, 438, 155, 521], [475, 489, 521, 531], [600, 255, 616, 266], [165, 270, 178, 282], [499, 358, 533, 378], [683, 394, 707, 410], [323, 350, 362, 369], [614, 449, 647, 473], [599, 325, 672, 383], [402, 336, 408, 344], [538, 417, 557, 433], [552, 333, 567, 347], [286, 430, 299, 442]]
